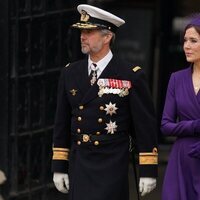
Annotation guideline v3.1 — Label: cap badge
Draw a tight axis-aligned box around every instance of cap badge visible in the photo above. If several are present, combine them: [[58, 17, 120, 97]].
[[80, 10, 90, 22]]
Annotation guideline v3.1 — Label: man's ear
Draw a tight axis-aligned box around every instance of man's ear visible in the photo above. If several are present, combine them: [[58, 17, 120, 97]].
[[104, 34, 113, 44]]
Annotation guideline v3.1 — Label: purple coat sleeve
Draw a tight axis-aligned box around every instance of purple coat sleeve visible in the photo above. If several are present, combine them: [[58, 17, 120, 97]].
[[188, 141, 200, 158], [161, 73, 200, 136]]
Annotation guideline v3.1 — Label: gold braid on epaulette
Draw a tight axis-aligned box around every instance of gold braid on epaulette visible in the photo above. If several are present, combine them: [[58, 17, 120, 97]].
[[139, 147, 158, 165], [52, 147, 70, 161], [132, 66, 141, 72]]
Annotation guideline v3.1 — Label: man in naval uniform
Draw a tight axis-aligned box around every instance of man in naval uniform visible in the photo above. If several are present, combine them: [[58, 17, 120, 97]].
[[52, 4, 158, 200]]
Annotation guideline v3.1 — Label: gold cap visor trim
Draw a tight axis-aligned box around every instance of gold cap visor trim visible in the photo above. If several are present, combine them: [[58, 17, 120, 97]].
[[72, 22, 98, 29]]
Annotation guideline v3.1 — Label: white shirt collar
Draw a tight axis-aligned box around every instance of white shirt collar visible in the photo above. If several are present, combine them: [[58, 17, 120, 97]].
[[88, 50, 113, 77]]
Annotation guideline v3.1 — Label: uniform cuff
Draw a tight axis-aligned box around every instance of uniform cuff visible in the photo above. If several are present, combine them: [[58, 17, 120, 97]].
[[51, 160, 69, 173], [138, 147, 158, 177], [139, 165, 158, 177]]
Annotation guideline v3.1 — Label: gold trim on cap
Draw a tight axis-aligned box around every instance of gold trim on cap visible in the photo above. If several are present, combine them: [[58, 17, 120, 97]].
[[139, 147, 158, 165], [72, 23, 98, 29]]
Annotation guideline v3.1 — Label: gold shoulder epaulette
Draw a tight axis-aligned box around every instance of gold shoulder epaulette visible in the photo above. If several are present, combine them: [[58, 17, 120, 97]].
[[52, 147, 70, 161], [139, 147, 158, 165], [132, 66, 141, 72], [65, 63, 70, 68]]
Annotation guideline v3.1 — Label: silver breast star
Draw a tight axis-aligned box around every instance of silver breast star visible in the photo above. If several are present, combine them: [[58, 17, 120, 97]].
[[105, 120, 118, 134], [104, 102, 118, 116]]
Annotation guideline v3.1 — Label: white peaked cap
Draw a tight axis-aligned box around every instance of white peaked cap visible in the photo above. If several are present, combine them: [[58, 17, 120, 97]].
[[72, 4, 125, 32]]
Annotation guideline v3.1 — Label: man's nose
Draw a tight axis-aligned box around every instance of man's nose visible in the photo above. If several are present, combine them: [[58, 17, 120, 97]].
[[80, 32, 86, 40]]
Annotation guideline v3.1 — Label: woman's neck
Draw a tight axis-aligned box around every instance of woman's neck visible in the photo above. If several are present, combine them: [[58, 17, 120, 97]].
[[193, 62, 200, 74]]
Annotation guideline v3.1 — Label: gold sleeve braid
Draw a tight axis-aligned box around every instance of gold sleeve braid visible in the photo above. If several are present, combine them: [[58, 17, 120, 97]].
[[139, 147, 158, 165], [52, 147, 70, 161]]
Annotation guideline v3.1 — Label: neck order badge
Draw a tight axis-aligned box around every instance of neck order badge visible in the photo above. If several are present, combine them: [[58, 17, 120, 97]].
[[89, 63, 98, 85]]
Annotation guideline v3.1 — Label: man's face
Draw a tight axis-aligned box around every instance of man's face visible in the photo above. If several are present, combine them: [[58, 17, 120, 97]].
[[80, 29, 105, 55]]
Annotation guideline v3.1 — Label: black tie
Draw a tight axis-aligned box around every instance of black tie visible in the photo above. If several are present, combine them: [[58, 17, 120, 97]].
[[89, 63, 98, 86]]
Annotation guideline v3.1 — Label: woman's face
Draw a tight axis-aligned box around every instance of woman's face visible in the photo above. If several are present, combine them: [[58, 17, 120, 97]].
[[183, 27, 200, 63]]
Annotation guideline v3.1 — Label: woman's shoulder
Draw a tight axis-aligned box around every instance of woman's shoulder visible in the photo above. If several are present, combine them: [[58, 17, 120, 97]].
[[167, 67, 191, 87], [171, 67, 190, 79]]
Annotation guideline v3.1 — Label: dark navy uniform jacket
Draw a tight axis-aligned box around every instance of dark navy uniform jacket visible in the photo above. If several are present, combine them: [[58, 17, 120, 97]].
[[52, 56, 158, 200]]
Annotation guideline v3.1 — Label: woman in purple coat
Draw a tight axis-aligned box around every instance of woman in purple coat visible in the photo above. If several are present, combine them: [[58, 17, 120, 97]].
[[161, 14, 200, 200]]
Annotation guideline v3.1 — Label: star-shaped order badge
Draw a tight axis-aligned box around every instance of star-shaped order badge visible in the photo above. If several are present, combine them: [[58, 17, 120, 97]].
[[104, 102, 118, 116], [105, 120, 118, 134]]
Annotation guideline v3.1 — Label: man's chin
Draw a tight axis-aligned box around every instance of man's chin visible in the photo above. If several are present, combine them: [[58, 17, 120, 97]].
[[81, 49, 89, 54]]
